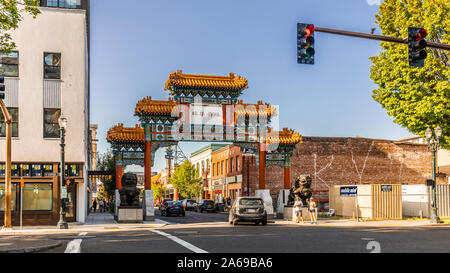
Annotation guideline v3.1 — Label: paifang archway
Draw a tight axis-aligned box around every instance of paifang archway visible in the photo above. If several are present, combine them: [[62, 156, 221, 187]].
[[107, 71, 302, 219]]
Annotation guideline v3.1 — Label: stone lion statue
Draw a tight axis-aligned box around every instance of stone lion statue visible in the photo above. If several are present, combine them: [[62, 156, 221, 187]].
[[287, 175, 313, 206], [119, 173, 140, 207]]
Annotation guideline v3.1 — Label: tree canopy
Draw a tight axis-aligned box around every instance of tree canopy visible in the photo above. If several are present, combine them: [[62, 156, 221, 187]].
[[97, 149, 116, 199], [0, 1, 41, 54], [370, 0, 449, 147], [169, 160, 203, 200]]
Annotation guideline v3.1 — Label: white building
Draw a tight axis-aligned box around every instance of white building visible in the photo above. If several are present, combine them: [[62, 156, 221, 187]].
[[190, 144, 228, 201], [0, 0, 90, 225]]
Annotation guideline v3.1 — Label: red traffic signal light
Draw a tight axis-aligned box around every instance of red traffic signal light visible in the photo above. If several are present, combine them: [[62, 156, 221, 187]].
[[298, 23, 315, 65], [408, 27, 428, 67]]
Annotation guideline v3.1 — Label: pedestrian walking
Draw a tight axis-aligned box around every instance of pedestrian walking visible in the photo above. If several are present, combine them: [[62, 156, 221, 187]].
[[309, 198, 317, 224], [294, 197, 304, 224], [93, 199, 97, 213], [99, 199, 104, 212]]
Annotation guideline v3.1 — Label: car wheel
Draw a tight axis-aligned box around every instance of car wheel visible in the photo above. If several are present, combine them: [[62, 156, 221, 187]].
[[261, 220, 267, 226], [182, 213, 185, 217], [254, 221, 259, 225]]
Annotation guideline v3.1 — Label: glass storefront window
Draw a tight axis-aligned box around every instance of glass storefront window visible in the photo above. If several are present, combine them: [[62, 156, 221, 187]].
[[11, 164, 20, 177], [22, 183, 53, 211], [0, 183, 17, 212], [32, 165, 42, 177], [21, 164, 31, 177], [0, 51, 19, 77], [42, 164, 53, 176], [0, 164, 4, 176]]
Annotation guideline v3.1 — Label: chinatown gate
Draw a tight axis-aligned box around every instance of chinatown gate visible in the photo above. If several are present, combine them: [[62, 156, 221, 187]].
[[107, 71, 302, 220]]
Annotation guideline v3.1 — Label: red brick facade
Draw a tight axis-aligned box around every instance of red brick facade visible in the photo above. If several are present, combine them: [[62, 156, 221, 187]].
[[244, 137, 439, 199]]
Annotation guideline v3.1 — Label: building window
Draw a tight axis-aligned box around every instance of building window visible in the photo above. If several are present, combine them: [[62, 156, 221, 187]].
[[42, 164, 54, 176], [44, 53, 61, 79], [230, 158, 233, 173], [0, 107, 18, 137], [22, 183, 53, 211], [21, 164, 31, 177], [32, 165, 43, 177], [212, 163, 215, 176], [0, 183, 17, 212], [46, 0, 77, 9], [44, 108, 61, 138], [0, 51, 19, 77], [236, 156, 240, 171]]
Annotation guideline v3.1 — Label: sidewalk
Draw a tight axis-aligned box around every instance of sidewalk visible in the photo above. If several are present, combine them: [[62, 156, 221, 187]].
[[283, 217, 450, 227], [0, 212, 170, 235], [0, 212, 171, 253]]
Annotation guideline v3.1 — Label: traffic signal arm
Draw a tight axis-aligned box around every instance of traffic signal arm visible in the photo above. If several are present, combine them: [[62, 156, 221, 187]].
[[314, 27, 450, 51]]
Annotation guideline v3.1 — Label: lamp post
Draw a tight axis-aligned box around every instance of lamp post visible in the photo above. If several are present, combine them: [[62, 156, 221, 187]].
[[425, 126, 442, 224], [57, 116, 68, 229]]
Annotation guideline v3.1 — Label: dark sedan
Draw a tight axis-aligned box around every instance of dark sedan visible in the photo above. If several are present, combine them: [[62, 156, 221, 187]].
[[161, 201, 185, 217], [196, 200, 216, 213]]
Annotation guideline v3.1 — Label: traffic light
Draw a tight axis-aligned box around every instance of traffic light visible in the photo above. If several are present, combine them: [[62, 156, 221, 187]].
[[297, 23, 315, 64], [0, 76, 4, 100], [408, 27, 428, 67]]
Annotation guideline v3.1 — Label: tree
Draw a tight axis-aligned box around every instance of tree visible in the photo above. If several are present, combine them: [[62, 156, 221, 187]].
[[0, 1, 41, 54], [151, 182, 167, 202], [169, 160, 203, 199], [97, 149, 116, 200], [370, 0, 449, 148]]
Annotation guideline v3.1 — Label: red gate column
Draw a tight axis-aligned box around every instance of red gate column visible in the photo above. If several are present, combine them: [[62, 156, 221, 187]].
[[144, 141, 152, 190], [115, 156, 123, 190], [259, 144, 266, 190], [284, 167, 291, 189]]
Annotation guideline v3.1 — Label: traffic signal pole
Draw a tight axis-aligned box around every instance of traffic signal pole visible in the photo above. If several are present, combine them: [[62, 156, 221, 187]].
[[0, 99, 12, 229], [315, 27, 450, 51]]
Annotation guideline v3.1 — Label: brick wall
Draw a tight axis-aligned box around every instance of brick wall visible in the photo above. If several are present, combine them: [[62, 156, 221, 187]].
[[243, 137, 440, 198]]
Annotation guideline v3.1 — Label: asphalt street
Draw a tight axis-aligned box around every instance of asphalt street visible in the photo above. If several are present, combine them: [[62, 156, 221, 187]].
[[37, 210, 450, 253]]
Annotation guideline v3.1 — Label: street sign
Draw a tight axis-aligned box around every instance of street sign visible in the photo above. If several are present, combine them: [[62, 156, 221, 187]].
[[340, 186, 357, 196], [61, 186, 68, 198], [381, 185, 392, 192]]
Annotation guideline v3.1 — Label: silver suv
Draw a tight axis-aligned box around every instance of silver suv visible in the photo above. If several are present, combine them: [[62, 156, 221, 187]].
[[229, 197, 267, 226]]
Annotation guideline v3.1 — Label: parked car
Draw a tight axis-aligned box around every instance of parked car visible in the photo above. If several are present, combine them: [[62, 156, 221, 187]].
[[229, 197, 267, 226], [159, 199, 172, 211], [182, 199, 197, 211], [161, 200, 185, 217], [197, 200, 216, 213]]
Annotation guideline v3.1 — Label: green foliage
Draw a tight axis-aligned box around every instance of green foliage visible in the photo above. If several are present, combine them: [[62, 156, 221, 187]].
[[0, 0, 41, 54], [370, 0, 449, 148], [97, 149, 116, 199], [169, 160, 203, 199], [151, 182, 167, 201]]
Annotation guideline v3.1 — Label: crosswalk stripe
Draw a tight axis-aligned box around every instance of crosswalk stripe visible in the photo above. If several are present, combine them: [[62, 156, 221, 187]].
[[64, 232, 88, 253], [149, 229, 208, 253]]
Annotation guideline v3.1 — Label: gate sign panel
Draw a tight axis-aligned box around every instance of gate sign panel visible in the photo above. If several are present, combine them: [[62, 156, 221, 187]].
[[381, 185, 392, 192], [340, 186, 357, 196]]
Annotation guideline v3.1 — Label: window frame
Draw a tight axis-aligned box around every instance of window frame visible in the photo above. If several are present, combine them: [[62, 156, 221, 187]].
[[43, 52, 62, 80], [0, 51, 19, 77], [43, 108, 61, 139], [0, 107, 19, 138]]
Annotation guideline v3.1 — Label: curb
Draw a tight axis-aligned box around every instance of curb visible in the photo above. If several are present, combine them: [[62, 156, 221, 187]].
[[0, 241, 62, 253]]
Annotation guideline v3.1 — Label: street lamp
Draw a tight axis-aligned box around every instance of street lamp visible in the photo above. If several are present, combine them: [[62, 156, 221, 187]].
[[425, 126, 442, 224], [57, 116, 68, 229]]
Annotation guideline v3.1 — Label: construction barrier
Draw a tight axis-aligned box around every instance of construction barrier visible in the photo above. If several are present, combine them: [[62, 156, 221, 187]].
[[330, 184, 402, 220]]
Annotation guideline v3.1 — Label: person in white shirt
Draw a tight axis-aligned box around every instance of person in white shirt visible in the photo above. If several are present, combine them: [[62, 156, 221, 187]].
[[294, 197, 304, 224]]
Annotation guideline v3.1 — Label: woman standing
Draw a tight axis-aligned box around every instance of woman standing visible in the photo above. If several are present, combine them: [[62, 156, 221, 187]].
[[309, 198, 318, 224]]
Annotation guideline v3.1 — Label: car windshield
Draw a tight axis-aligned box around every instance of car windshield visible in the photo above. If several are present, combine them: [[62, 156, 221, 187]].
[[203, 201, 214, 205], [168, 201, 182, 206], [239, 199, 264, 206]]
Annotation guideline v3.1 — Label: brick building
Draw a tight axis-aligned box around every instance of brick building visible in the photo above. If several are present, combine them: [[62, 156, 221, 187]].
[[245, 137, 439, 202]]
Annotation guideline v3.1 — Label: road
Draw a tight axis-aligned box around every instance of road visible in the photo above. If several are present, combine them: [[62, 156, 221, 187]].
[[37, 210, 450, 254]]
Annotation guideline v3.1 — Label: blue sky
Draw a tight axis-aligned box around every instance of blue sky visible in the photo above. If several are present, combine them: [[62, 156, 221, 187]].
[[90, 0, 412, 173]]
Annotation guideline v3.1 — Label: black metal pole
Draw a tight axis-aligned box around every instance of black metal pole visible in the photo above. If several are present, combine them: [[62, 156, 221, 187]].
[[57, 127, 68, 229]]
